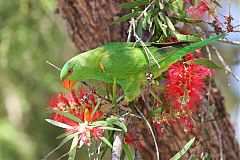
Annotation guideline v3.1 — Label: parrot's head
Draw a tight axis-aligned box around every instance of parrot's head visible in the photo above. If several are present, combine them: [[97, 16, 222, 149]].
[[60, 59, 78, 90]]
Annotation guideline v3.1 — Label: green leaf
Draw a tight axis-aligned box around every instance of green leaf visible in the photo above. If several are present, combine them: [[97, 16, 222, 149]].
[[45, 119, 73, 129], [123, 143, 134, 160], [175, 33, 200, 42], [98, 126, 123, 131], [185, 58, 223, 69], [158, 1, 164, 9], [149, 89, 162, 104], [170, 137, 195, 160], [53, 109, 82, 123], [56, 132, 69, 139], [150, 106, 168, 116], [160, 13, 175, 31], [166, 3, 185, 15], [114, 11, 141, 24], [142, 17, 148, 30], [90, 98, 102, 118], [106, 117, 127, 132], [156, 16, 167, 37], [160, 34, 225, 71], [91, 120, 110, 127], [100, 137, 113, 149], [120, 0, 149, 9], [100, 131, 115, 159], [171, 16, 202, 23], [212, 0, 222, 8], [58, 132, 79, 148], [137, 19, 143, 38], [68, 136, 79, 160]]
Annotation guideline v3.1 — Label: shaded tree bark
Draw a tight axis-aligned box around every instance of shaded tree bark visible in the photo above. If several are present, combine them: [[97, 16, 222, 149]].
[[57, 0, 240, 159]]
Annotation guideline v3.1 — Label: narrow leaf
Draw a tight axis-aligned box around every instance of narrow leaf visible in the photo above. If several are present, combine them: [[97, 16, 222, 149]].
[[158, 1, 164, 9], [68, 136, 79, 160], [149, 89, 163, 104], [53, 109, 82, 123], [90, 98, 102, 119], [106, 117, 127, 132], [150, 106, 168, 116], [45, 119, 73, 129], [91, 120, 110, 127], [123, 143, 134, 160], [98, 126, 122, 131], [160, 13, 175, 31], [166, 3, 185, 15], [120, 0, 149, 9], [156, 17, 167, 37], [212, 0, 222, 8], [175, 33, 200, 42], [170, 137, 195, 160], [114, 11, 141, 24], [58, 132, 79, 148], [100, 137, 113, 149], [160, 34, 225, 71], [185, 58, 223, 69], [56, 132, 69, 139], [171, 16, 202, 23]]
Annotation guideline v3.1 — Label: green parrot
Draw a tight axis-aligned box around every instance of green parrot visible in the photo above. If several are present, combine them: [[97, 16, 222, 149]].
[[60, 35, 224, 102]]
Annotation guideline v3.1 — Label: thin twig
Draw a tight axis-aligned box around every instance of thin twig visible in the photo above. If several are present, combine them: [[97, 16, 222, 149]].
[[56, 152, 69, 160], [126, 0, 160, 68], [135, 0, 155, 21], [42, 146, 60, 160], [80, 81, 112, 103], [193, 26, 240, 82], [206, 45, 212, 106], [218, 39, 240, 46], [212, 115, 223, 160], [130, 18, 161, 68], [127, 21, 133, 42], [97, 142, 103, 160], [134, 105, 160, 160], [210, 45, 240, 82], [234, 24, 240, 28], [46, 61, 61, 71]]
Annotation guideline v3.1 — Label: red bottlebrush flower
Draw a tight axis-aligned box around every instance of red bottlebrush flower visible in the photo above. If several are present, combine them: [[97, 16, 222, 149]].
[[65, 108, 104, 145], [69, 90, 81, 106], [187, 0, 218, 21], [91, 127, 104, 140], [124, 132, 142, 148], [165, 58, 211, 111], [155, 123, 165, 136], [48, 88, 100, 122], [66, 121, 104, 145], [48, 89, 104, 145]]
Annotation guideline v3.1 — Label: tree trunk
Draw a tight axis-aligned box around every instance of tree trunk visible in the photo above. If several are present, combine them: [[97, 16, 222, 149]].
[[57, 0, 240, 159]]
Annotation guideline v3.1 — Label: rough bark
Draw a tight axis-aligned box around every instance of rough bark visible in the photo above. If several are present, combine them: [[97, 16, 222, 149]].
[[57, 0, 240, 159]]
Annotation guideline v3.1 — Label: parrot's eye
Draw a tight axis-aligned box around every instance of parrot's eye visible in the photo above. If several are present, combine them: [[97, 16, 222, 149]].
[[67, 68, 73, 74]]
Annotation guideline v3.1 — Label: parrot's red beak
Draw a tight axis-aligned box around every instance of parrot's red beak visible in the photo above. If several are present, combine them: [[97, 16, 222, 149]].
[[62, 79, 76, 90]]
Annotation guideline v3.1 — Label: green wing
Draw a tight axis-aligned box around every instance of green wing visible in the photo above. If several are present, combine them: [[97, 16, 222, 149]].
[[97, 43, 156, 80], [87, 42, 185, 81]]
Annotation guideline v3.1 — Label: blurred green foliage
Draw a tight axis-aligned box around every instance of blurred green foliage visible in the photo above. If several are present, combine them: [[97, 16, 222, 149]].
[[0, 0, 79, 159]]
